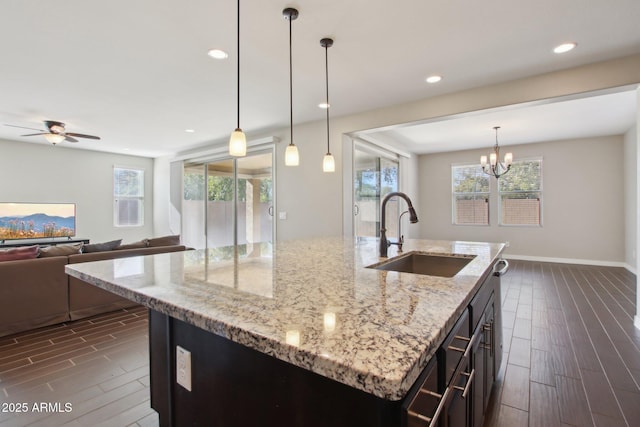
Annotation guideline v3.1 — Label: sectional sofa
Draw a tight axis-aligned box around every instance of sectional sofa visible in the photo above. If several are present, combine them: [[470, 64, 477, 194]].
[[0, 236, 188, 338]]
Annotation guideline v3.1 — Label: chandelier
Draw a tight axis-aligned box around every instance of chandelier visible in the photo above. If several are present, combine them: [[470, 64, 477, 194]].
[[481, 126, 513, 179]]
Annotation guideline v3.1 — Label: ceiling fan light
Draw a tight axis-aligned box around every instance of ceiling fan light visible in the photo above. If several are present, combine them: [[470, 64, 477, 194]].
[[229, 128, 247, 156], [285, 143, 299, 166], [44, 133, 65, 144], [323, 153, 335, 172]]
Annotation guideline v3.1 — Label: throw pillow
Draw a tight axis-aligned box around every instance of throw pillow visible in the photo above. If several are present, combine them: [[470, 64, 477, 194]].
[[117, 239, 149, 250], [83, 239, 122, 253], [147, 235, 180, 247], [38, 242, 83, 257], [0, 245, 39, 262]]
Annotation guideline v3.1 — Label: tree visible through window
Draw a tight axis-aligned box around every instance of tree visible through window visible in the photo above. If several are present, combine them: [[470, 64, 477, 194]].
[[114, 167, 144, 227], [452, 165, 490, 225], [499, 159, 542, 226], [183, 172, 272, 203]]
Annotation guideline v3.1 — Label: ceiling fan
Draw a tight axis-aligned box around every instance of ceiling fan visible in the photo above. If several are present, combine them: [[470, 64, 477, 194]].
[[6, 120, 101, 145]]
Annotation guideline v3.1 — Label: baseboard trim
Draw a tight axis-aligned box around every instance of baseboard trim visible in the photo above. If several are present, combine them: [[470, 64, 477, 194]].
[[502, 254, 629, 269], [635, 316, 640, 330], [624, 263, 637, 275]]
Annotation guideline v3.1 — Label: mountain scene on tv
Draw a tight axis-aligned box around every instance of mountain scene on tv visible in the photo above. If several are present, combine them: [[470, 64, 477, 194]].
[[0, 205, 76, 240]]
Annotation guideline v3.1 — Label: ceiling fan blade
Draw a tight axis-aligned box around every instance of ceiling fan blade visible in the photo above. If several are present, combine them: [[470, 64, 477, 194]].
[[21, 132, 47, 137], [6, 124, 46, 132], [65, 136, 79, 143], [65, 132, 100, 140]]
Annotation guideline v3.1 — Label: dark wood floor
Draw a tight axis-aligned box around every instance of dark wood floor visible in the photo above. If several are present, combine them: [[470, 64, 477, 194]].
[[0, 260, 638, 426], [484, 260, 640, 427], [0, 306, 158, 427]]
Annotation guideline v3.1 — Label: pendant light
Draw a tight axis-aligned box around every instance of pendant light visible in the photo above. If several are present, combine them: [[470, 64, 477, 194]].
[[480, 126, 513, 179], [229, 0, 246, 157], [283, 7, 299, 166], [321, 38, 335, 173]]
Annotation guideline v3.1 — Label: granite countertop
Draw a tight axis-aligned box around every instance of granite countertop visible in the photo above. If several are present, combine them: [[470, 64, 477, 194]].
[[65, 237, 504, 400]]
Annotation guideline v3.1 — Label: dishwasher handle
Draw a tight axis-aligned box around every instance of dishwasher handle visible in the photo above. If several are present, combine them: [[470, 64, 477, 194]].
[[493, 258, 509, 277]]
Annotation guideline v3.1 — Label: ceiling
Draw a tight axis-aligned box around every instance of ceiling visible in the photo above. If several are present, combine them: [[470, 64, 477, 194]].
[[1, 0, 639, 158]]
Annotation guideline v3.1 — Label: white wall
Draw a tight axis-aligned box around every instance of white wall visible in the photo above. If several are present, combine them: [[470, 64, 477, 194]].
[[418, 136, 625, 263], [155, 54, 640, 245], [635, 88, 640, 330], [0, 139, 154, 244], [624, 124, 638, 271]]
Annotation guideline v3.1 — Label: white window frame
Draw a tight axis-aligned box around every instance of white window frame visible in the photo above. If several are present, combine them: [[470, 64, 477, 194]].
[[498, 157, 543, 227], [113, 166, 145, 227], [451, 163, 491, 226]]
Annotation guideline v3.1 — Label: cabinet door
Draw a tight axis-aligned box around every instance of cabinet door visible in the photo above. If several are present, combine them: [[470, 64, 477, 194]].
[[484, 302, 496, 402], [471, 320, 486, 427]]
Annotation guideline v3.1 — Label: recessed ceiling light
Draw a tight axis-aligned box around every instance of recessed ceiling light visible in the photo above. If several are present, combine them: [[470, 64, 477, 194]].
[[426, 75, 442, 84], [207, 49, 229, 59], [318, 102, 330, 109], [553, 42, 577, 54], [185, 129, 195, 133]]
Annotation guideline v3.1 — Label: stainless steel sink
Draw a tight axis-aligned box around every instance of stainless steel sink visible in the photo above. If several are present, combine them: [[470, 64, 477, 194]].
[[367, 251, 476, 277]]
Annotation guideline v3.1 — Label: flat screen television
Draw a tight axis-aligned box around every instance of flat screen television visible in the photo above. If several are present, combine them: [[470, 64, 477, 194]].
[[0, 202, 76, 241]]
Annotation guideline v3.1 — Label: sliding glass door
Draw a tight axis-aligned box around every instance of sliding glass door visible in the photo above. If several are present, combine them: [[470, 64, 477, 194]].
[[182, 149, 274, 250], [353, 144, 399, 241]]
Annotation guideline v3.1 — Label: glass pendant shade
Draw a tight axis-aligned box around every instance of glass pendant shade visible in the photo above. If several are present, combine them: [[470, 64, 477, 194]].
[[285, 143, 299, 166], [229, 128, 247, 156], [323, 153, 335, 172], [45, 133, 65, 144]]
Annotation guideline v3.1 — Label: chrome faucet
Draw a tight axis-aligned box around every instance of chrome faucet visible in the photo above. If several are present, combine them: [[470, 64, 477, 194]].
[[380, 192, 418, 257]]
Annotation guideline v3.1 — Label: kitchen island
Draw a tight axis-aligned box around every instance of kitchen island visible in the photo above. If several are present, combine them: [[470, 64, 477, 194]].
[[65, 237, 505, 426]]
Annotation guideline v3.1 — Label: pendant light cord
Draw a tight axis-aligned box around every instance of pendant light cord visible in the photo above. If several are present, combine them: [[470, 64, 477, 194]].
[[325, 43, 330, 154], [236, 0, 241, 130], [288, 14, 293, 146]]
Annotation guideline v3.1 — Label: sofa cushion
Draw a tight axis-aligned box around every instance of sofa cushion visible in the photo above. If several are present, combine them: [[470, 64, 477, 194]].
[[117, 239, 149, 250], [0, 245, 39, 262], [39, 242, 83, 257], [148, 235, 180, 247], [83, 239, 122, 253]]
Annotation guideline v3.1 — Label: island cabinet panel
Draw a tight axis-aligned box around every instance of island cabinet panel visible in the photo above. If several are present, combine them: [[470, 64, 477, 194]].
[[402, 263, 504, 427], [149, 310, 403, 427]]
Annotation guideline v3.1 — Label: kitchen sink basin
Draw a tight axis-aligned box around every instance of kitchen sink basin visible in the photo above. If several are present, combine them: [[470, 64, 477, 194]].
[[367, 251, 476, 277]]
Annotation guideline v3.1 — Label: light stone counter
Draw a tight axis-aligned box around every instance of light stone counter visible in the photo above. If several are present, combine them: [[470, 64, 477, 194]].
[[65, 237, 504, 400]]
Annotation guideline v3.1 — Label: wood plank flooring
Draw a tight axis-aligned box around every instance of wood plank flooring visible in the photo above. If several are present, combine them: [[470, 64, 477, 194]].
[[485, 260, 640, 427], [0, 260, 638, 426], [0, 306, 158, 427]]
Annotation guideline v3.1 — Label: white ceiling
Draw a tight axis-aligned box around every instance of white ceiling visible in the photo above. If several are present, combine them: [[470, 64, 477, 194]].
[[362, 89, 638, 154], [1, 0, 639, 157]]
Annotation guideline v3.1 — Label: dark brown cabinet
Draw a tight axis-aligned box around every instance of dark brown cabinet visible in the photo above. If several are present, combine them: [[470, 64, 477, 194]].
[[403, 259, 507, 427]]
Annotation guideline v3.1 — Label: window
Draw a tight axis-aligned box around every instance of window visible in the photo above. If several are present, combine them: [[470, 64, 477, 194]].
[[114, 167, 144, 227], [499, 158, 542, 226], [452, 164, 490, 225]]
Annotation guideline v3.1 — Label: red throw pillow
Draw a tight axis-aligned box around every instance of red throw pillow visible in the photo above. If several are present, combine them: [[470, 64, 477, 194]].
[[0, 245, 39, 262]]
